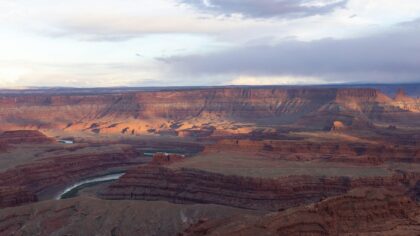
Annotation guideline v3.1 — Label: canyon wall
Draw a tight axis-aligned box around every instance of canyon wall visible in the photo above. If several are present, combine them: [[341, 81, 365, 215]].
[[0, 145, 143, 207], [0, 88, 418, 134], [0, 130, 54, 144], [101, 165, 418, 211], [206, 139, 420, 163]]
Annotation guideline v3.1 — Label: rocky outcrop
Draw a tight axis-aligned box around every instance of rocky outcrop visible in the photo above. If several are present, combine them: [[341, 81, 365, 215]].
[[329, 120, 348, 131], [101, 166, 416, 211], [180, 188, 420, 236], [150, 153, 186, 166], [0, 130, 53, 144], [0, 145, 143, 208]]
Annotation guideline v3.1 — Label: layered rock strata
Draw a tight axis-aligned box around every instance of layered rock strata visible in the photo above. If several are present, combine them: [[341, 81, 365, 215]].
[[206, 139, 420, 163], [102, 166, 418, 211], [180, 188, 420, 236], [0, 88, 418, 134], [0, 146, 142, 208], [0, 130, 53, 144]]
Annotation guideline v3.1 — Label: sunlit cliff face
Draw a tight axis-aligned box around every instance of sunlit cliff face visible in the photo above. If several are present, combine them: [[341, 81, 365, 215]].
[[0, 0, 420, 87]]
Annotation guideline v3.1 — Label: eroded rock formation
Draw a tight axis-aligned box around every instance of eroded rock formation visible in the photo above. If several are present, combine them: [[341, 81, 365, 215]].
[[0, 145, 143, 208], [0, 187, 37, 208], [101, 166, 418, 211], [206, 139, 420, 163], [0, 88, 418, 135], [180, 188, 420, 236], [0, 130, 53, 144], [150, 153, 186, 166]]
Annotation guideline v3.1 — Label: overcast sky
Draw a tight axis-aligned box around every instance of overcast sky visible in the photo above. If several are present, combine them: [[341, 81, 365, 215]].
[[0, 0, 419, 87]]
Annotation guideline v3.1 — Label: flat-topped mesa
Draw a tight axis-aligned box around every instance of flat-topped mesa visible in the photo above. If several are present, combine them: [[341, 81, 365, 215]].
[[336, 88, 382, 99], [0, 87, 418, 134], [0, 130, 53, 144]]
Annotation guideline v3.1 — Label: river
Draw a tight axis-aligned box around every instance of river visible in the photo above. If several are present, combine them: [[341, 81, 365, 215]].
[[56, 173, 124, 200]]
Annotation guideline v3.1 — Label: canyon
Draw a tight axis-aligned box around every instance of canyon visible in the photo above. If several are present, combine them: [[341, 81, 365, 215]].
[[0, 85, 419, 235], [0, 87, 419, 137]]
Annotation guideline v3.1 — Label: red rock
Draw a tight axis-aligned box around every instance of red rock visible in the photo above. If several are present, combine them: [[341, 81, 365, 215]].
[[0, 187, 37, 208], [180, 188, 420, 236], [0, 88, 418, 133], [150, 153, 186, 166], [0, 146, 143, 208], [0, 130, 53, 144], [206, 139, 420, 163], [101, 166, 418, 211]]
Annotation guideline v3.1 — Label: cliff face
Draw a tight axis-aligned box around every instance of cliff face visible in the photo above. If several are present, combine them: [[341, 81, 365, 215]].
[[180, 188, 420, 236], [0, 187, 37, 208], [0, 145, 143, 208], [101, 166, 416, 211], [0, 130, 53, 144], [0, 88, 418, 134], [207, 139, 420, 163]]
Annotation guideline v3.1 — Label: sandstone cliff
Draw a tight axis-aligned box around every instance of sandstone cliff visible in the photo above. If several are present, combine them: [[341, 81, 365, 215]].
[[0, 88, 418, 135], [0, 145, 143, 208], [0, 130, 53, 144]]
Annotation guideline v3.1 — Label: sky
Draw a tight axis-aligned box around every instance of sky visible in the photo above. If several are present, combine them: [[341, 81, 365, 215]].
[[0, 0, 420, 87]]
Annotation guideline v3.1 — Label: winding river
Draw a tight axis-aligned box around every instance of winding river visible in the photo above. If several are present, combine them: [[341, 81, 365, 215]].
[[56, 173, 124, 200]]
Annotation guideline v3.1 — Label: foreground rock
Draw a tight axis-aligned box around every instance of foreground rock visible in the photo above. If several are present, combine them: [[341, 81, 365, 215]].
[[0, 197, 259, 236], [180, 188, 420, 236]]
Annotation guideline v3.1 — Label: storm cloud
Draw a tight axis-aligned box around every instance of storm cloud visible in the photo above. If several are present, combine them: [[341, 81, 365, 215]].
[[179, 0, 348, 18], [164, 21, 420, 83]]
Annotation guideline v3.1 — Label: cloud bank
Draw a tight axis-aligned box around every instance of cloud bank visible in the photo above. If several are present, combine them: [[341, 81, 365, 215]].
[[179, 0, 348, 18], [164, 20, 420, 84]]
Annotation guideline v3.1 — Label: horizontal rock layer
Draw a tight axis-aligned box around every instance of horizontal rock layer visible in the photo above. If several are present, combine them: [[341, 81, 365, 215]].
[[180, 188, 420, 236], [101, 166, 419, 211], [0, 146, 143, 208], [0, 130, 53, 144], [0, 187, 37, 208], [0, 88, 418, 133], [207, 139, 420, 163]]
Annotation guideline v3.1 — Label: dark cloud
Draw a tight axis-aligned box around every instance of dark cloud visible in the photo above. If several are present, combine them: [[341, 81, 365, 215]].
[[164, 22, 420, 83], [179, 0, 348, 18]]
